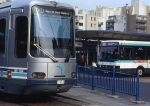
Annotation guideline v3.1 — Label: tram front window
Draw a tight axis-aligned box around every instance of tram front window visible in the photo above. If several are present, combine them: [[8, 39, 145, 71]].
[[30, 6, 75, 58]]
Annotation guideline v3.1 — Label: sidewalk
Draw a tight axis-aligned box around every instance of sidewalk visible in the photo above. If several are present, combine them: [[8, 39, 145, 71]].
[[62, 86, 150, 106]]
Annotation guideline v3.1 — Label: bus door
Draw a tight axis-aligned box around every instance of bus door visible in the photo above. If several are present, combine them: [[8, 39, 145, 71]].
[[146, 47, 150, 72]]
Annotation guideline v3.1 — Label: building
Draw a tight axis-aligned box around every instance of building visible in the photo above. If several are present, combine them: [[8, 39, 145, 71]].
[[106, 14, 148, 33], [75, 0, 150, 33], [0, 0, 9, 3], [98, 17, 107, 30], [106, 15, 127, 32], [75, 7, 104, 30], [131, 0, 146, 15], [106, 0, 150, 33], [127, 15, 147, 33], [75, 6, 122, 30], [85, 14, 99, 30], [75, 7, 87, 30]]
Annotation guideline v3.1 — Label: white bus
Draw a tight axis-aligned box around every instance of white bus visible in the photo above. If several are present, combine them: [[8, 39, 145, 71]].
[[97, 40, 150, 76]]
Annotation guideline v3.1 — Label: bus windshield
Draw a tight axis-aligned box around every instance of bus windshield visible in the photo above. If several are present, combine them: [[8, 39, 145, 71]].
[[30, 6, 75, 58], [99, 46, 118, 61]]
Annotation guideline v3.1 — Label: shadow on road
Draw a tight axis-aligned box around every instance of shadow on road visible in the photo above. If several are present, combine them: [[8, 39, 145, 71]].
[[0, 93, 57, 103]]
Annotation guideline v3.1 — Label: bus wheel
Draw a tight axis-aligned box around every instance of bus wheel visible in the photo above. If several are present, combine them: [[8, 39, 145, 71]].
[[137, 68, 144, 76]]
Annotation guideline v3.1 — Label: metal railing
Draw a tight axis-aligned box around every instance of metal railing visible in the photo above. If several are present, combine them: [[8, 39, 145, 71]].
[[76, 65, 140, 101]]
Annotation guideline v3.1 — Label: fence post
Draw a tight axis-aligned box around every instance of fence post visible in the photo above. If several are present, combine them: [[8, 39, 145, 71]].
[[91, 67, 95, 90], [136, 71, 140, 101], [112, 66, 116, 95], [75, 64, 78, 86]]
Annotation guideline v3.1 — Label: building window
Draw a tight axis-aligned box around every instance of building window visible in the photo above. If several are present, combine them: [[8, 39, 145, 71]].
[[79, 23, 83, 26], [94, 17, 96, 21], [91, 23, 93, 28], [15, 16, 28, 58], [94, 24, 96, 28], [79, 16, 83, 20], [0, 19, 6, 54]]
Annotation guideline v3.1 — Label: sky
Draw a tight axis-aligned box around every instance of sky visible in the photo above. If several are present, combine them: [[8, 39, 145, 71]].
[[54, 0, 150, 10]]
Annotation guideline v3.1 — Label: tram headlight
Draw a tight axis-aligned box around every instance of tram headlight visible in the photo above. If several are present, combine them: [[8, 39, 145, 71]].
[[32, 72, 46, 79], [71, 72, 76, 78]]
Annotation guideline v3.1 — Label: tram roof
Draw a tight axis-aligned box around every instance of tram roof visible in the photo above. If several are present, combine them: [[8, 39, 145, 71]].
[[76, 30, 150, 41], [0, 0, 73, 10]]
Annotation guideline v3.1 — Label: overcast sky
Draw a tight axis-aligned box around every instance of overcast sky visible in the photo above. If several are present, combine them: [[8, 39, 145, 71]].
[[54, 0, 150, 10]]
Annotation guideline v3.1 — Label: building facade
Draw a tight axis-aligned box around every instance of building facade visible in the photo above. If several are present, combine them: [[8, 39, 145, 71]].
[[75, 6, 121, 30], [75, 0, 150, 33], [127, 15, 147, 33], [106, 15, 127, 32], [131, 0, 146, 15], [85, 14, 99, 30], [75, 7, 87, 30], [106, 14, 149, 33], [0, 0, 9, 3]]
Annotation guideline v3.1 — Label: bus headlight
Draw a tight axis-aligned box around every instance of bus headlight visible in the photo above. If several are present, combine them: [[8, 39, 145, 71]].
[[71, 72, 76, 78], [32, 72, 46, 79]]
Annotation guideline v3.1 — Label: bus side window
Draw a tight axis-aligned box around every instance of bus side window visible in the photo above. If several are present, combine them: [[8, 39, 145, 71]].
[[146, 47, 150, 59], [133, 46, 145, 60], [120, 46, 132, 60], [15, 16, 28, 58], [119, 47, 124, 59], [0, 19, 6, 54]]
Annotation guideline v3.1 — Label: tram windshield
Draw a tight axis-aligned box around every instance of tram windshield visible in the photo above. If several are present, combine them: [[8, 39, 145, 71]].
[[30, 6, 75, 58]]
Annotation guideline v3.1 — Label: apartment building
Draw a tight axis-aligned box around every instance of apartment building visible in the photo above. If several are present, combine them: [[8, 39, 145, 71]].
[[75, 0, 150, 33], [75, 7, 102, 30], [131, 0, 146, 15], [127, 15, 147, 33], [86, 14, 99, 30], [0, 0, 9, 3], [106, 15, 127, 32], [75, 6, 121, 30], [106, 14, 148, 33], [75, 7, 87, 30]]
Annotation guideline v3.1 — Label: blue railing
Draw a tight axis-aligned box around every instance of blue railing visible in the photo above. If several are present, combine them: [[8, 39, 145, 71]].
[[76, 65, 140, 101]]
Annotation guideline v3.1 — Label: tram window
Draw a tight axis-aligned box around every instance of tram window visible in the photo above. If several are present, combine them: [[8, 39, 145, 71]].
[[15, 16, 28, 58], [0, 19, 6, 54]]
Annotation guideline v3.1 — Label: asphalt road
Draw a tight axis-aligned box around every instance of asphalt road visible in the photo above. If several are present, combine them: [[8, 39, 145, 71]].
[[0, 93, 88, 106], [140, 77, 150, 102]]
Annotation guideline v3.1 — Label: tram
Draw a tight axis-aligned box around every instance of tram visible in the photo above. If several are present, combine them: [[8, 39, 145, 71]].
[[0, 0, 76, 95]]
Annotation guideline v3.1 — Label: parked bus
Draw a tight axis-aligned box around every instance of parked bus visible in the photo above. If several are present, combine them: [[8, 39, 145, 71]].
[[0, 0, 76, 95], [97, 40, 150, 76]]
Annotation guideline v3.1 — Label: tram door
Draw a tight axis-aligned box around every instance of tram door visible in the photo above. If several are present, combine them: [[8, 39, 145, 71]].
[[0, 13, 8, 66], [8, 11, 28, 67]]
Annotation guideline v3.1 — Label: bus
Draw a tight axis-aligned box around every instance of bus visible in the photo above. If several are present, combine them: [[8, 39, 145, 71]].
[[97, 40, 150, 76], [0, 0, 76, 95]]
